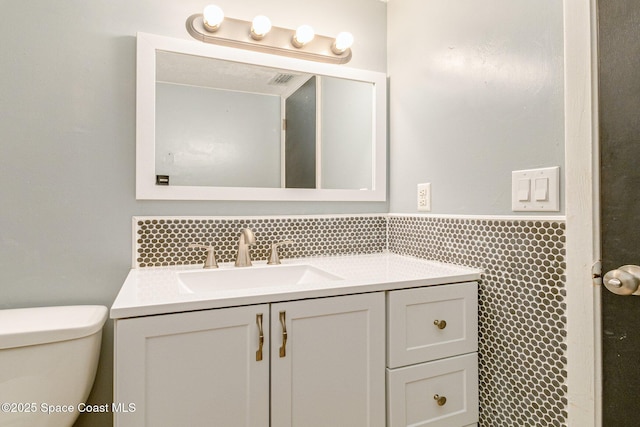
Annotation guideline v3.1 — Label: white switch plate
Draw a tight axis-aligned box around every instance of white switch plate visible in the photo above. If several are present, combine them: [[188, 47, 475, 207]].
[[417, 183, 431, 212], [511, 167, 560, 211]]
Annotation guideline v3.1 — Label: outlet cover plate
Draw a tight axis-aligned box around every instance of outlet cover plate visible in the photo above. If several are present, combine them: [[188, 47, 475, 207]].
[[417, 183, 431, 212]]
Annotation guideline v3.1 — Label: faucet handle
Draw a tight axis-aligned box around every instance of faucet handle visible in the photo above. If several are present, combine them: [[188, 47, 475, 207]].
[[267, 240, 294, 265], [188, 244, 218, 269]]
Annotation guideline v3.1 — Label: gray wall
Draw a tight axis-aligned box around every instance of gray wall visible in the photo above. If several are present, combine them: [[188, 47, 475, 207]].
[[156, 83, 281, 188], [1, 0, 569, 424], [285, 76, 317, 188], [0, 1, 386, 426], [388, 0, 565, 215]]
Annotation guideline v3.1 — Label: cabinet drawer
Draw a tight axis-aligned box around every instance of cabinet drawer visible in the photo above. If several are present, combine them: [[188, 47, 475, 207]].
[[387, 282, 477, 368], [387, 353, 478, 427]]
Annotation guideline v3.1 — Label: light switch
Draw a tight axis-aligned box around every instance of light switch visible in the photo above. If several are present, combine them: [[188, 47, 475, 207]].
[[534, 178, 549, 201], [512, 167, 560, 212], [517, 179, 531, 201]]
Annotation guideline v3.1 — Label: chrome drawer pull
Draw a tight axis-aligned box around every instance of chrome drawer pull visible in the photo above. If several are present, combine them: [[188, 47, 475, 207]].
[[433, 394, 447, 406], [433, 319, 447, 329]]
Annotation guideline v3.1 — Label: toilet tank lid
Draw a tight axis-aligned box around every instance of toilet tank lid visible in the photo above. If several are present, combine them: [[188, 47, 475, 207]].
[[0, 305, 108, 350]]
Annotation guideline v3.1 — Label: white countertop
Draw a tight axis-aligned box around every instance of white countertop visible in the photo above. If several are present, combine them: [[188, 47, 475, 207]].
[[110, 252, 482, 319]]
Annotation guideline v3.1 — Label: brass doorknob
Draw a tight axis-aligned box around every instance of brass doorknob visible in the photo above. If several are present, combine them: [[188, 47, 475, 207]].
[[433, 394, 447, 406]]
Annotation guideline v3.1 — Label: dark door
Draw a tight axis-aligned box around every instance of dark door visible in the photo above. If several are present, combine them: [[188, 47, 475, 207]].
[[598, 1, 640, 425], [285, 76, 316, 189]]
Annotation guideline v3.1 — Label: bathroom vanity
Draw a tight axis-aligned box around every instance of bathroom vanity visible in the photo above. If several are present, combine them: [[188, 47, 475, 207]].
[[111, 253, 481, 426]]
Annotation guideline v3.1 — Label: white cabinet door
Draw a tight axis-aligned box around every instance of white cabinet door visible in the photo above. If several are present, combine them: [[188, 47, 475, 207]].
[[270, 293, 386, 427], [114, 305, 269, 427]]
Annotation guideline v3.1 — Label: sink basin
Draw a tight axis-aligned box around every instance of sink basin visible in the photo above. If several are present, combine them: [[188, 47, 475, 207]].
[[178, 264, 343, 293]]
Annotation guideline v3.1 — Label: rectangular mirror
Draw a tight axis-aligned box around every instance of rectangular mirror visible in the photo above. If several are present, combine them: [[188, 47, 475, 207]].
[[136, 32, 386, 201]]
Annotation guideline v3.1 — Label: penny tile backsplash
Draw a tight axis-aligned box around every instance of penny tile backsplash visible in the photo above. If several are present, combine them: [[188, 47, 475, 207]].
[[388, 215, 567, 427], [133, 213, 567, 427], [134, 215, 387, 267]]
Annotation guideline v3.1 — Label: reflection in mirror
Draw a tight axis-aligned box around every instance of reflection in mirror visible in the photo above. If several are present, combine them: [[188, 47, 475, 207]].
[[154, 52, 373, 190], [136, 32, 386, 201], [155, 53, 284, 188], [321, 76, 373, 190]]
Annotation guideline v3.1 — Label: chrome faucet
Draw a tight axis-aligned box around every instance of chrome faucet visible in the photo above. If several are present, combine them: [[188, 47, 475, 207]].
[[235, 228, 256, 267]]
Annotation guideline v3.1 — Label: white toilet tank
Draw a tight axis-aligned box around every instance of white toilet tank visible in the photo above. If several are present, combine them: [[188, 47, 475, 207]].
[[0, 305, 108, 427]]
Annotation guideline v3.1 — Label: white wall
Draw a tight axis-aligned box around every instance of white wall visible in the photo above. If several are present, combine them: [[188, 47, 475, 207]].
[[0, 2, 386, 426], [388, 0, 565, 215]]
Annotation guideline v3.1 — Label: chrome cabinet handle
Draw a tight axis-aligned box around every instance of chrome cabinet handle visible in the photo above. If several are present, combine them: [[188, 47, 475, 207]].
[[256, 313, 264, 362], [603, 265, 640, 295], [433, 394, 447, 406], [279, 311, 288, 358], [433, 319, 447, 330]]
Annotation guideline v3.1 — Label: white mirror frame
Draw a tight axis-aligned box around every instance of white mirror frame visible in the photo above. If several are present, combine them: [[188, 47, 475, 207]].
[[136, 32, 387, 201]]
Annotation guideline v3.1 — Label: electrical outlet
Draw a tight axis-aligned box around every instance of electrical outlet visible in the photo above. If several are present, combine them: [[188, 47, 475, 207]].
[[417, 183, 431, 211]]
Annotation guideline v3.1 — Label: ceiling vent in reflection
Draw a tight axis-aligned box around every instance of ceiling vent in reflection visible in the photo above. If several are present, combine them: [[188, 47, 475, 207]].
[[269, 73, 296, 85]]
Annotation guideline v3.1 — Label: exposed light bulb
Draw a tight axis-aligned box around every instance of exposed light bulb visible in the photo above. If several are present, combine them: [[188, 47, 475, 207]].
[[251, 15, 272, 40], [292, 25, 315, 48], [332, 32, 354, 54], [203, 5, 224, 32]]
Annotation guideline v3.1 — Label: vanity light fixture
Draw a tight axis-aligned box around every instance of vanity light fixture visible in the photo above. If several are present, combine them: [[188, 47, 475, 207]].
[[292, 25, 315, 48], [202, 5, 224, 32], [332, 32, 354, 54], [250, 15, 272, 40], [186, 5, 353, 64]]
